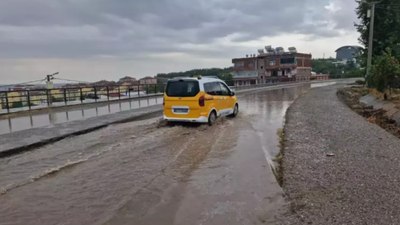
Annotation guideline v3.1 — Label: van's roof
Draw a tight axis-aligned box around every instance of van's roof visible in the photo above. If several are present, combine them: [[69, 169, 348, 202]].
[[168, 76, 222, 83]]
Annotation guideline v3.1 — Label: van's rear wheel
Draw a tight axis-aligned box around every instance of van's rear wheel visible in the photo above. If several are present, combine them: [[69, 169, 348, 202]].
[[208, 111, 217, 126], [232, 104, 239, 117]]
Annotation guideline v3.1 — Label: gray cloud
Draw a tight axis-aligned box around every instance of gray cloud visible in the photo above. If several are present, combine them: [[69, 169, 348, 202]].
[[0, 0, 358, 59]]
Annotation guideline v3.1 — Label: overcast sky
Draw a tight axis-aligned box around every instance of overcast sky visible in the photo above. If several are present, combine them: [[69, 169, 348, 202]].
[[0, 0, 360, 84]]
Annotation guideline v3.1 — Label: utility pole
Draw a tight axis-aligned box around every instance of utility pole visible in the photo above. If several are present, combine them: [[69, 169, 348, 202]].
[[365, 1, 379, 83], [45, 72, 59, 105]]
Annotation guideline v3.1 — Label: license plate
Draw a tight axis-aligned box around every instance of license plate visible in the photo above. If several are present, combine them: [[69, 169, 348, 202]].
[[173, 108, 188, 113]]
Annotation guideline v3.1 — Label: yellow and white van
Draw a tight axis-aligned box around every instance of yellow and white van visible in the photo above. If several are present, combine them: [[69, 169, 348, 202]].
[[163, 77, 238, 125]]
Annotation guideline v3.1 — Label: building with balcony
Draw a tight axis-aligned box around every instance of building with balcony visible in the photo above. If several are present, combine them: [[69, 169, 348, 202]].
[[231, 46, 312, 86]]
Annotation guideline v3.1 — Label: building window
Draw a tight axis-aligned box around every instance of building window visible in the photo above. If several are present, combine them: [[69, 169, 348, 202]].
[[269, 60, 275, 66], [260, 66, 264, 69], [234, 62, 244, 68], [280, 58, 295, 64]]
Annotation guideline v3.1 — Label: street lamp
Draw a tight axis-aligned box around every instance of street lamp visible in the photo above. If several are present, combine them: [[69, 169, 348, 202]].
[[46, 72, 59, 82], [362, 0, 380, 83], [45, 72, 59, 106], [46, 72, 59, 89]]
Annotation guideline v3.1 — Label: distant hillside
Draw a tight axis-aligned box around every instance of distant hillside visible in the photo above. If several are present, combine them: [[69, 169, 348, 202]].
[[157, 67, 233, 85]]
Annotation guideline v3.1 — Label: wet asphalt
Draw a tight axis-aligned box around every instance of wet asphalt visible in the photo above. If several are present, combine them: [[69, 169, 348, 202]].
[[0, 84, 311, 225]]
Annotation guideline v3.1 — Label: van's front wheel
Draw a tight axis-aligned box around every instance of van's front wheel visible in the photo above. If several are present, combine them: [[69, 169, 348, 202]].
[[208, 111, 217, 126], [231, 104, 239, 117]]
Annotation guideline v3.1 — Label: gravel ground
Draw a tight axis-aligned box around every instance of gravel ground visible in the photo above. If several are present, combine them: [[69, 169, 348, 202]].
[[279, 84, 400, 225]]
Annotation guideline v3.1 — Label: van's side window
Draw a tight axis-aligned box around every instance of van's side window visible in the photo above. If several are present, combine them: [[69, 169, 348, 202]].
[[219, 83, 230, 96], [204, 82, 221, 95]]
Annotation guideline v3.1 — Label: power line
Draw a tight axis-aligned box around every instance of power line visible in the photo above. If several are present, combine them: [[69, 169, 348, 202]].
[[0, 76, 90, 89], [53, 78, 90, 83], [0, 79, 46, 88]]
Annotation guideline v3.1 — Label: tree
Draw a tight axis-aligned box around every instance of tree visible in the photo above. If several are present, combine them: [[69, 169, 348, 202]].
[[312, 58, 337, 75], [355, 0, 400, 61], [156, 67, 234, 84], [311, 58, 363, 78], [217, 73, 234, 86], [369, 48, 400, 94], [356, 0, 400, 90]]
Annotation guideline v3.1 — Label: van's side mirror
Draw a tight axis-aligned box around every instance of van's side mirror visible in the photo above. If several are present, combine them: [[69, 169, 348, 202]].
[[230, 91, 235, 96]]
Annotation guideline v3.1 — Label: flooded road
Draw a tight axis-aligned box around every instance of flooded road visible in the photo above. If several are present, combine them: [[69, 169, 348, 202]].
[[0, 84, 310, 225]]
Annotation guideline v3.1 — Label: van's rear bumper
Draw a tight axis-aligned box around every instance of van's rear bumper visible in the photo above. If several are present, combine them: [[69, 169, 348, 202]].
[[163, 115, 208, 123]]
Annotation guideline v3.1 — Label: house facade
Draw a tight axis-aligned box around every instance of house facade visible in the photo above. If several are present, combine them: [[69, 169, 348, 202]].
[[139, 76, 157, 85], [118, 76, 138, 85], [231, 47, 312, 86]]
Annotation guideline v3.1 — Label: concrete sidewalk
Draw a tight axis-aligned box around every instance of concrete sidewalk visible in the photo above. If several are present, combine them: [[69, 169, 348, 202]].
[[280, 84, 400, 225]]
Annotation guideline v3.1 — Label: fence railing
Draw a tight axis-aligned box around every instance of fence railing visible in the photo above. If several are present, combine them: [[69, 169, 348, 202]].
[[0, 83, 165, 114], [230, 77, 297, 91]]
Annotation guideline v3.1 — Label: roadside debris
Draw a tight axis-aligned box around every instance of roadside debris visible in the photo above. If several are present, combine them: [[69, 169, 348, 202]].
[[337, 87, 400, 139]]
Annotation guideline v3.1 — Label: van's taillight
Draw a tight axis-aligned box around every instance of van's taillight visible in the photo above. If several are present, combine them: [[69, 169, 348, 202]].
[[199, 95, 205, 107]]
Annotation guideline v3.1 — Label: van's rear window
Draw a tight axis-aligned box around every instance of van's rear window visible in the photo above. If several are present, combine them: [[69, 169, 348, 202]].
[[166, 80, 200, 97]]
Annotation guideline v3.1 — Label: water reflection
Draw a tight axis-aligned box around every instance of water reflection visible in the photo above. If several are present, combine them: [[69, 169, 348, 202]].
[[0, 97, 163, 135], [311, 81, 336, 88], [239, 84, 310, 163]]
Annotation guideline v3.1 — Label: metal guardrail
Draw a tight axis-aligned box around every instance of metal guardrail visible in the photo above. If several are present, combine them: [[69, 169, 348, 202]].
[[0, 83, 165, 115], [229, 77, 297, 91]]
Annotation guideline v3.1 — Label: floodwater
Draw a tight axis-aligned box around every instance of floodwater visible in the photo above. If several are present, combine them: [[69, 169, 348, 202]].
[[0, 97, 163, 135], [310, 81, 336, 88], [0, 84, 310, 225]]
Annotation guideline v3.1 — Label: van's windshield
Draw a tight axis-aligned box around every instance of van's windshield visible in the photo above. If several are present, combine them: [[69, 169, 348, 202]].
[[166, 80, 200, 97]]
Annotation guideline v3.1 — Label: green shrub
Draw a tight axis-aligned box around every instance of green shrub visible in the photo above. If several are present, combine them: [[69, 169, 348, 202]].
[[370, 48, 400, 92]]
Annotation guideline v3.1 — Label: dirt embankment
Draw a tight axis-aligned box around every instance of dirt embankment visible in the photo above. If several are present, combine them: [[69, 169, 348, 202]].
[[337, 86, 400, 139]]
